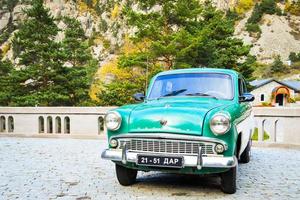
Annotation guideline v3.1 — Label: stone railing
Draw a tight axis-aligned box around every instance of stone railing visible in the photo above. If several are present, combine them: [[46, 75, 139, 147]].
[[253, 107, 300, 145], [0, 107, 115, 138], [1, 107, 299, 145]]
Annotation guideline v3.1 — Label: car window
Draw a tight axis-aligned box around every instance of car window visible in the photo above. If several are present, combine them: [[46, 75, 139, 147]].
[[148, 73, 233, 100], [242, 78, 247, 93], [238, 78, 243, 96], [238, 77, 247, 96]]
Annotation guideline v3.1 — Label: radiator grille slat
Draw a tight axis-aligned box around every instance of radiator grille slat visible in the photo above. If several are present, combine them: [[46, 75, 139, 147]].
[[118, 138, 216, 155]]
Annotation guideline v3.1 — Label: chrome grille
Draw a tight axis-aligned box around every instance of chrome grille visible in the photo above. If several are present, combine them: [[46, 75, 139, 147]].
[[118, 138, 216, 155]]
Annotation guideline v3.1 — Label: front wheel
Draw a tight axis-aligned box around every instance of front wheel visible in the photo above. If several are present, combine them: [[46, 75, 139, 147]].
[[220, 165, 237, 194], [115, 164, 137, 186]]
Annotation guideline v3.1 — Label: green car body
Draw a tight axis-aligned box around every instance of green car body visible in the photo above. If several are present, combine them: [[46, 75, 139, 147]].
[[102, 68, 254, 193]]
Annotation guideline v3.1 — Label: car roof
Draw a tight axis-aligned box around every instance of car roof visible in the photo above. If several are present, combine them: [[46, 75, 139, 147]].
[[155, 68, 239, 77]]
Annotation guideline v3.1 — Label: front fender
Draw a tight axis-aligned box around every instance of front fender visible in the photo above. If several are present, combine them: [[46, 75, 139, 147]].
[[202, 103, 241, 157]]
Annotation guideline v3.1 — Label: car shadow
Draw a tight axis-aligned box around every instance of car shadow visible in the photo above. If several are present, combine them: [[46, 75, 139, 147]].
[[135, 172, 221, 194]]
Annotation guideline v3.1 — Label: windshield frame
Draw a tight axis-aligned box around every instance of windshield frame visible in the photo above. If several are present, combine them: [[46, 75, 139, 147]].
[[146, 72, 235, 101]]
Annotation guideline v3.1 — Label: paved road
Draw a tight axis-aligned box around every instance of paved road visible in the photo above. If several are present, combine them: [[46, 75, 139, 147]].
[[0, 137, 299, 200]]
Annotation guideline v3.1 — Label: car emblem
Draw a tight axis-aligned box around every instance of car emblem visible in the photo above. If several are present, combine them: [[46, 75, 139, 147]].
[[160, 119, 168, 126]]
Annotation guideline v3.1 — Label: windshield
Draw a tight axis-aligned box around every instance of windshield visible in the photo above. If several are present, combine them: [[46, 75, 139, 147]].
[[148, 73, 233, 100]]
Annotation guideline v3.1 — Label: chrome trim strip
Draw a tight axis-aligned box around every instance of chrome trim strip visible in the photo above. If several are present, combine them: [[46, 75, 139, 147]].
[[110, 133, 227, 149], [197, 146, 202, 170], [101, 149, 237, 168], [122, 144, 127, 164]]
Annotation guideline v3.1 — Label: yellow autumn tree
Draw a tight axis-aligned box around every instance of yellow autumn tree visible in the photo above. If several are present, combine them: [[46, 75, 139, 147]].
[[90, 35, 150, 103], [111, 4, 119, 20], [235, 0, 254, 14]]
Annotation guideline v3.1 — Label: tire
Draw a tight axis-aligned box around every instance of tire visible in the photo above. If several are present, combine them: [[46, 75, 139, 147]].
[[115, 164, 137, 186], [220, 165, 237, 194], [240, 140, 251, 163]]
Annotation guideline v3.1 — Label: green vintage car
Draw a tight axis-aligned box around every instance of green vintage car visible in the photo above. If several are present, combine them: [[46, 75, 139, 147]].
[[101, 68, 254, 194]]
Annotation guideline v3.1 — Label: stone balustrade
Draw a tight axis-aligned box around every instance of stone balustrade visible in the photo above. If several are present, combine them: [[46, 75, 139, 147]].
[[0, 107, 299, 145], [253, 107, 300, 145], [0, 107, 115, 138]]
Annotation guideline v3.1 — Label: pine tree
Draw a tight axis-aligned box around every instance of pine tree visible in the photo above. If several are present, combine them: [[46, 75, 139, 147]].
[[120, 0, 254, 80], [62, 17, 92, 67], [270, 56, 285, 74], [10, 0, 97, 106], [0, 55, 14, 105], [61, 17, 98, 105], [97, 0, 255, 105]]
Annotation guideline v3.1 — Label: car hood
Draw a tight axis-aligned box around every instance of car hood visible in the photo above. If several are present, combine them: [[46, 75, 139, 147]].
[[128, 98, 226, 136]]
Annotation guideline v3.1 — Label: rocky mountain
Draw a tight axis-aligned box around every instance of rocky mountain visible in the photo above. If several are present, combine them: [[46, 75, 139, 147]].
[[235, 7, 300, 64], [0, 0, 300, 74]]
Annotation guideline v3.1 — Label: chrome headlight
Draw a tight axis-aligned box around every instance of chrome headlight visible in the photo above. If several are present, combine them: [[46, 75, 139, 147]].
[[105, 111, 122, 131], [210, 113, 231, 135]]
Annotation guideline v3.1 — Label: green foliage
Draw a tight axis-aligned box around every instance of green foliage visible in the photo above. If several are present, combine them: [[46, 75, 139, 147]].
[[295, 95, 300, 101], [97, 80, 143, 106], [260, 0, 280, 15], [0, 0, 19, 12], [252, 127, 270, 141], [237, 55, 257, 88], [3, 0, 97, 106], [96, 0, 256, 106], [290, 61, 300, 71], [247, 4, 263, 24], [245, 23, 262, 36], [0, 56, 14, 105], [121, 0, 254, 75], [288, 97, 296, 103], [0, 31, 11, 45], [226, 9, 240, 21], [84, 0, 93, 8], [0, 0, 19, 46], [246, 0, 281, 35], [270, 56, 285, 73], [98, 18, 108, 32], [62, 17, 92, 67], [289, 52, 300, 62]]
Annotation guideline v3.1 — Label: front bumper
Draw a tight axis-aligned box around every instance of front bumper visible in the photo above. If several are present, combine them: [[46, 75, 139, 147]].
[[101, 148, 237, 169]]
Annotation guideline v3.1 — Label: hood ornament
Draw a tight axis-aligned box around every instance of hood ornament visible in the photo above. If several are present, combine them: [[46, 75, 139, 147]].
[[160, 119, 168, 126]]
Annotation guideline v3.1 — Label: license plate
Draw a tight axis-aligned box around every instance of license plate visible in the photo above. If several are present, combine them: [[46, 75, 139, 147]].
[[137, 155, 183, 168]]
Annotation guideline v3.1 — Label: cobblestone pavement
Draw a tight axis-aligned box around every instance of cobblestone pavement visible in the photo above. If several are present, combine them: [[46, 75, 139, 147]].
[[0, 137, 299, 200]]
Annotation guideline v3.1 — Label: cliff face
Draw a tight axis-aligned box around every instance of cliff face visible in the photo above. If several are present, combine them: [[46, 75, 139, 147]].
[[0, 0, 300, 66]]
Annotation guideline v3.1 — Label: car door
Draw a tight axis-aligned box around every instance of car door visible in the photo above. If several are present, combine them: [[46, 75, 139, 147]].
[[237, 76, 253, 156]]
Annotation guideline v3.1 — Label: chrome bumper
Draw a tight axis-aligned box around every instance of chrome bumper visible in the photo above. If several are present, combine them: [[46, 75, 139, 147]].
[[101, 148, 237, 169]]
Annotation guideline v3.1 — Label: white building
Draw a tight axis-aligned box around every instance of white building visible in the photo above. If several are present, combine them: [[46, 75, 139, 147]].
[[250, 79, 300, 106]]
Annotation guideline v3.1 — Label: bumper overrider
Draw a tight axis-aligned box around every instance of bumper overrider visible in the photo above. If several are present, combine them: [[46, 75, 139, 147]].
[[101, 133, 237, 169]]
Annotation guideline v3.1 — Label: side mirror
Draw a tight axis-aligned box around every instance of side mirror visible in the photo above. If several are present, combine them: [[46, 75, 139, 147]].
[[239, 93, 255, 102], [133, 93, 145, 102]]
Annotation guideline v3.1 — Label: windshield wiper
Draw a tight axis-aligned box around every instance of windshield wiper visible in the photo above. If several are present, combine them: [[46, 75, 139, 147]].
[[163, 89, 187, 97], [185, 92, 218, 99]]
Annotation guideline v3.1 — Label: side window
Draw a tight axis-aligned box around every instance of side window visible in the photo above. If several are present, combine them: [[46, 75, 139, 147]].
[[238, 77, 247, 95], [242, 78, 247, 93], [238, 78, 243, 96]]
